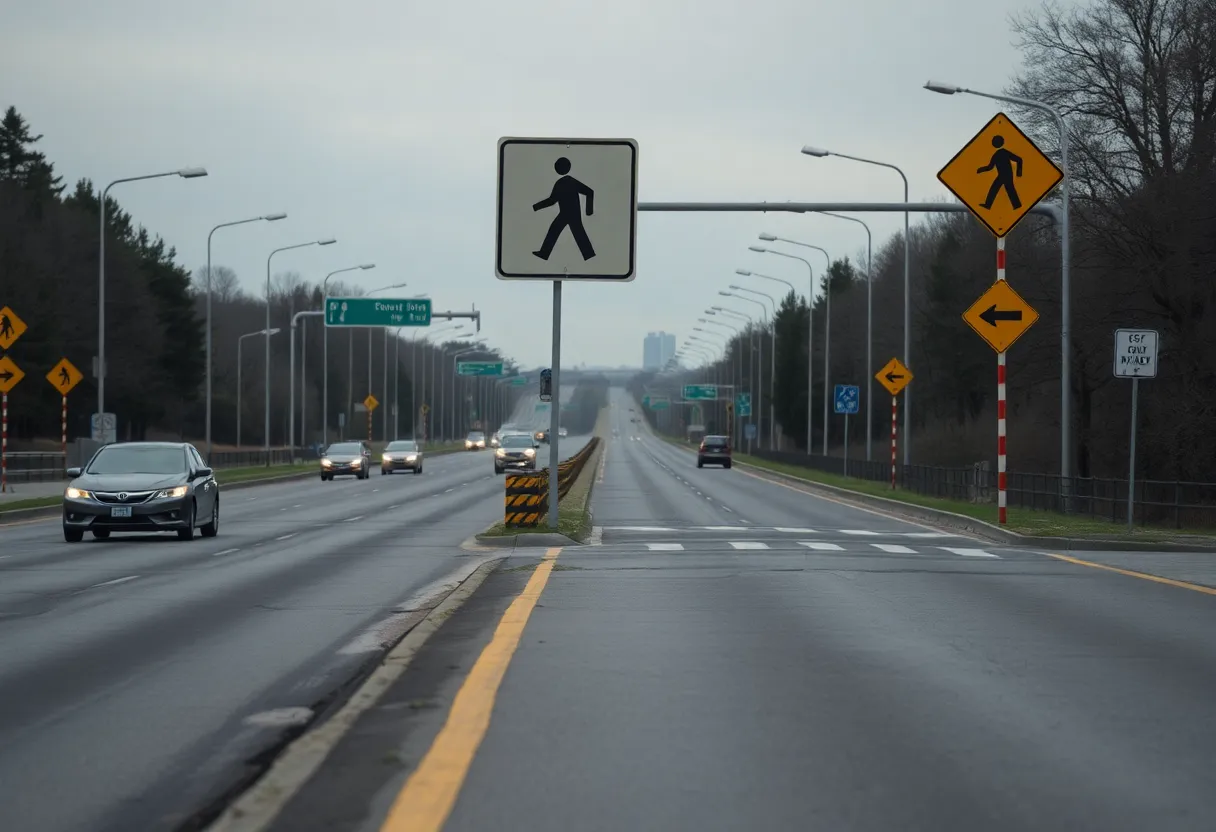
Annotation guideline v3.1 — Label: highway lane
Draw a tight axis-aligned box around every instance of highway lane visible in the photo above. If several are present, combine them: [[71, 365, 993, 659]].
[[0, 431, 589, 832], [265, 388, 1216, 831]]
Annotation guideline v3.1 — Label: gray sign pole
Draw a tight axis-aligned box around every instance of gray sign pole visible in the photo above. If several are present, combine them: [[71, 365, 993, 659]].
[[548, 282, 562, 529], [1126, 377, 1139, 533], [843, 413, 849, 476]]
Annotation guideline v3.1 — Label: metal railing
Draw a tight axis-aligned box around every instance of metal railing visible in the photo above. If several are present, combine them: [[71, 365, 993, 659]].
[[2, 452, 67, 483], [748, 448, 1216, 530]]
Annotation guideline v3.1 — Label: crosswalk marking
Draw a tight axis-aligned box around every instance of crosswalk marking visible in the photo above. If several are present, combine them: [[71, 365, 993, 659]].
[[939, 547, 1000, 558], [729, 541, 769, 550], [799, 542, 844, 551], [774, 527, 817, 533], [645, 543, 684, 551], [903, 532, 954, 538], [871, 543, 917, 554], [838, 529, 880, 536]]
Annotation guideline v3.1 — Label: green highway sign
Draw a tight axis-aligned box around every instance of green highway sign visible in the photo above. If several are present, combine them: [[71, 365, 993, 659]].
[[457, 361, 504, 376], [650, 398, 670, 410], [682, 384, 717, 401], [735, 392, 752, 417], [325, 297, 432, 327], [641, 394, 651, 407], [508, 376, 528, 386]]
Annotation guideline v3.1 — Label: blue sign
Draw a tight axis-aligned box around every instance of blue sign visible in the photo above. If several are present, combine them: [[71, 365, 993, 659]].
[[744, 423, 758, 440], [735, 392, 752, 417], [833, 384, 860, 415]]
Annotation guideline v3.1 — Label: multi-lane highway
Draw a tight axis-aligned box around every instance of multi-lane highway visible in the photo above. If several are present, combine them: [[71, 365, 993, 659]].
[[0, 396, 590, 832], [258, 387, 1216, 832]]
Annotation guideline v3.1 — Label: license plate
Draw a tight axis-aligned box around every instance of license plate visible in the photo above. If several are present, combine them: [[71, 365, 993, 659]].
[[111, 506, 132, 518]]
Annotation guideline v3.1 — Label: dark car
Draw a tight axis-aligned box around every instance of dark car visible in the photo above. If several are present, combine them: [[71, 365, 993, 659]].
[[321, 441, 372, 480], [62, 442, 219, 542], [495, 433, 539, 474], [381, 440, 423, 475], [697, 435, 732, 469]]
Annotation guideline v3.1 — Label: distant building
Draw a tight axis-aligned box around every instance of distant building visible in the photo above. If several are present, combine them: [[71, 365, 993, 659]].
[[643, 331, 676, 371]]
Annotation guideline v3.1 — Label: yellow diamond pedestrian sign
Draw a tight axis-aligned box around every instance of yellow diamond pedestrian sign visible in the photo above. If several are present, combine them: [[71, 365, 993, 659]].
[[363, 394, 379, 412], [936, 112, 1063, 238], [963, 280, 1040, 353], [875, 357, 912, 397], [0, 305, 28, 351], [0, 355, 25, 393], [46, 357, 84, 396]]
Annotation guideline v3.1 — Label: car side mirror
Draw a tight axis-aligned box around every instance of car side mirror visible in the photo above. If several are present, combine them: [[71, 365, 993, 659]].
[[193, 467, 213, 480], [66, 467, 82, 478]]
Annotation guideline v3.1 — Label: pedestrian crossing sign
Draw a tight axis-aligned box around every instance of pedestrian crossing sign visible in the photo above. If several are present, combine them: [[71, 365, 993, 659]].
[[936, 112, 1062, 238]]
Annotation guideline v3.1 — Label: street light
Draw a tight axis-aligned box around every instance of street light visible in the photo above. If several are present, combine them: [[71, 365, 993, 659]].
[[321, 264, 375, 446], [727, 286, 778, 450], [801, 144, 912, 466], [716, 297, 766, 451], [238, 328, 280, 449], [924, 79, 1074, 499], [266, 238, 336, 454], [204, 212, 286, 461], [98, 167, 208, 438]]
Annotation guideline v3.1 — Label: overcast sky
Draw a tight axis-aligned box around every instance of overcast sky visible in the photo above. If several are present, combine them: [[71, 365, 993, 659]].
[[3, 0, 1041, 369]]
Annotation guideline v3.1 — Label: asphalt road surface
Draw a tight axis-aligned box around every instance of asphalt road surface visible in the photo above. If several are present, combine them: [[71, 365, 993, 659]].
[[265, 388, 1216, 832], [0, 420, 590, 832]]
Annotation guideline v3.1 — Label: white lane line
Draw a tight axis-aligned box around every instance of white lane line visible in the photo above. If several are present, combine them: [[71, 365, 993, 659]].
[[611, 526, 676, 532], [729, 541, 769, 550], [940, 547, 1000, 558], [213, 548, 240, 557], [388, 504, 401, 510], [775, 527, 817, 534], [699, 526, 740, 531], [279, 508, 287, 512], [344, 516, 364, 523], [871, 543, 917, 554], [444, 488, 454, 493], [839, 529, 881, 536], [293, 504, 302, 508], [243, 707, 314, 728], [646, 543, 684, 551], [276, 533, 297, 541], [373, 488, 380, 493], [904, 532, 955, 538], [85, 575, 140, 590], [800, 542, 844, 551]]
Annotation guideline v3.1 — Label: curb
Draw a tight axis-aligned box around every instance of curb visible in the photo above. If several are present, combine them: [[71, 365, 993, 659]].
[[474, 532, 581, 548]]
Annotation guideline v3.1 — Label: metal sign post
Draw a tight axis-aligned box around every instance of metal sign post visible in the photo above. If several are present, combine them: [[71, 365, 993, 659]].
[[548, 285, 561, 529], [1113, 328, 1159, 531], [834, 384, 860, 476]]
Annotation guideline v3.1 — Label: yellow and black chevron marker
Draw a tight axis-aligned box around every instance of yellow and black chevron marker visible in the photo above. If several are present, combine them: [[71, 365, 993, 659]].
[[501, 437, 605, 528]]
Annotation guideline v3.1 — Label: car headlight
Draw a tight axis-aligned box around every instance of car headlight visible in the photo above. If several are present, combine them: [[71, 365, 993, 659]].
[[405, 454, 418, 462], [496, 448, 506, 457], [321, 458, 332, 467], [66, 487, 90, 499], [350, 458, 362, 467], [156, 485, 189, 499], [524, 448, 536, 457], [382, 454, 392, 461]]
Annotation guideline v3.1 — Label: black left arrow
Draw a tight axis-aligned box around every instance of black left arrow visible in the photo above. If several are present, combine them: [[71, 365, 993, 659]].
[[885, 371, 904, 383], [979, 305, 1023, 326]]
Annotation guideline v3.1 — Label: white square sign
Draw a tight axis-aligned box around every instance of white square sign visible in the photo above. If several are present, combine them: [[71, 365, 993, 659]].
[[496, 137, 638, 281], [1113, 328, 1159, 378]]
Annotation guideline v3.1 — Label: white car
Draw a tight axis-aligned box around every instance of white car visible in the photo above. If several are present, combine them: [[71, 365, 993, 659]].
[[558, 427, 568, 437]]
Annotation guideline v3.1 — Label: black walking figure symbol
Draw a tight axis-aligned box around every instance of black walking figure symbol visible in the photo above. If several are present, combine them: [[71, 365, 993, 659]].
[[0, 313, 11, 342], [977, 135, 1023, 210], [59, 366, 70, 385], [531, 157, 595, 261]]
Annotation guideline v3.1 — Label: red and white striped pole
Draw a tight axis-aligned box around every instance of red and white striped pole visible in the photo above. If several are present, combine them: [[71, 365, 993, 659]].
[[996, 238, 1008, 525], [1, 392, 8, 494], [61, 395, 68, 461], [890, 396, 898, 489]]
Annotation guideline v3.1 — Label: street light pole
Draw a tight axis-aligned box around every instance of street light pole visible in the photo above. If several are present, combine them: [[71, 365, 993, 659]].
[[727, 287, 776, 450], [321, 264, 375, 448], [267, 238, 336, 456], [98, 167, 208, 442], [736, 267, 797, 451], [802, 145, 910, 465], [924, 79, 1073, 504], [205, 212, 285, 460]]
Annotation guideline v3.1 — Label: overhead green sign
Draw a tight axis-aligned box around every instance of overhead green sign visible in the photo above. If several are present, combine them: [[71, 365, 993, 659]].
[[650, 398, 670, 410], [325, 297, 431, 327], [641, 394, 651, 407], [682, 384, 717, 401], [457, 361, 504, 376], [735, 392, 752, 417]]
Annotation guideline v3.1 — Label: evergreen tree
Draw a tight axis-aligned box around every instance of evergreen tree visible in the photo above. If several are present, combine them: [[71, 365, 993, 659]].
[[0, 106, 64, 197]]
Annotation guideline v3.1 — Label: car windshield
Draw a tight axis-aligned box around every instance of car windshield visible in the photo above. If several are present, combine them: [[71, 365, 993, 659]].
[[468, 432, 484, 440], [502, 435, 533, 448], [87, 446, 185, 475], [326, 443, 363, 455], [386, 441, 417, 451]]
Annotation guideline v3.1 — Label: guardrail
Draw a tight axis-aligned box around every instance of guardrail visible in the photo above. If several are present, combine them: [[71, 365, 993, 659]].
[[1, 447, 296, 483], [504, 437, 602, 528]]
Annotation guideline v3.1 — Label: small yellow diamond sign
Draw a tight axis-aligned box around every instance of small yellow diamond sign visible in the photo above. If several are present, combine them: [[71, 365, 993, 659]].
[[875, 357, 913, 397], [363, 394, 379, 412]]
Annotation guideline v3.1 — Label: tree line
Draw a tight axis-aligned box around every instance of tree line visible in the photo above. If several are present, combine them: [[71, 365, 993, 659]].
[[641, 0, 1216, 485], [0, 106, 522, 450]]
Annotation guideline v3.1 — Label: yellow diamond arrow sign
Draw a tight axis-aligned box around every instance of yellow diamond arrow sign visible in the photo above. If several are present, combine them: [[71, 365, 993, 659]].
[[875, 357, 913, 397], [0, 305, 28, 351], [46, 357, 84, 396], [937, 112, 1063, 238], [363, 394, 379, 412], [963, 281, 1040, 353], [0, 355, 25, 394]]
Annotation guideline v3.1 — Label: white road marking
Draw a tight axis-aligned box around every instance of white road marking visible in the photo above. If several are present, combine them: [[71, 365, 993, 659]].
[[612, 526, 676, 532], [722, 506, 734, 513], [344, 516, 363, 522], [243, 707, 314, 728], [775, 527, 817, 534], [940, 547, 1000, 558], [800, 542, 844, 551], [444, 488, 454, 493], [293, 504, 302, 508], [213, 548, 240, 557], [871, 543, 917, 554], [903, 532, 955, 538], [839, 529, 880, 536], [729, 541, 769, 550], [85, 575, 140, 590], [373, 488, 380, 492], [276, 533, 296, 541], [388, 504, 401, 510], [646, 543, 684, 551]]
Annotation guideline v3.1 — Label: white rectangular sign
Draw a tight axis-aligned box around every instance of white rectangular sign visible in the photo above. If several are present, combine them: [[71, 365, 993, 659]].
[[496, 137, 638, 281], [1113, 328, 1158, 378]]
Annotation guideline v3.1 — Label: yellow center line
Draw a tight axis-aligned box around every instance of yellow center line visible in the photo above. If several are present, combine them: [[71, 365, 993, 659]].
[[379, 546, 563, 832], [1047, 552, 1216, 596]]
